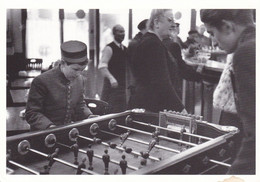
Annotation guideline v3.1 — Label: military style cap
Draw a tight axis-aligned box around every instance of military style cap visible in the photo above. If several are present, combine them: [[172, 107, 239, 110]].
[[61, 40, 88, 64], [137, 19, 148, 30]]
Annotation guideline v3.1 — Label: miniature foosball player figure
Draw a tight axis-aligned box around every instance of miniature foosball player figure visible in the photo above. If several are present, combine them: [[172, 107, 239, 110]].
[[76, 158, 86, 174], [120, 130, 131, 146], [86, 144, 94, 170], [119, 155, 127, 174], [40, 165, 50, 174], [152, 129, 160, 145], [179, 125, 186, 146], [45, 148, 59, 173], [70, 142, 79, 165], [140, 158, 147, 167], [102, 149, 110, 174]]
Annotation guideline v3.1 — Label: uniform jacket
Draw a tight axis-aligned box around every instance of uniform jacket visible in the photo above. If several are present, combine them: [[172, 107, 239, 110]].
[[25, 66, 92, 130]]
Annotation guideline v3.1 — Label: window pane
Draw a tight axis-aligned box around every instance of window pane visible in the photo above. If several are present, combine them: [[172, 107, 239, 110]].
[[100, 9, 129, 54], [63, 9, 89, 47], [132, 9, 151, 38], [26, 9, 60, 69]]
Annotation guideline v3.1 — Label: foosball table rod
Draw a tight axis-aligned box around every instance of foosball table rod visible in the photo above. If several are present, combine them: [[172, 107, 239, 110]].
[[44, 133, 140, 171], [108, 120, 197, 147], [53, 137, 139, 171], [17, 140, 98, 175], [8, 160, 40, 175], [6, 167, 14, 174], [100, 129, 180, 154], [78, 149, 139, 171], [78, 134, 159, 161], [209, 159, 231, 168], [200, 157, 232, 174], [125, 116, 213, 141]]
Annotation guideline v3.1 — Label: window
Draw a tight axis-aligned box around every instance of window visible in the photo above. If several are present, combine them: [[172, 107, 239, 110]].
[[26, 9, 60, 69]]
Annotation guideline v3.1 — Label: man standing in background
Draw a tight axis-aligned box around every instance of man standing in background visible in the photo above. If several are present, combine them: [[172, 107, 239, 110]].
[[126, 19, 148, 108], [98, 24, 127, 113]]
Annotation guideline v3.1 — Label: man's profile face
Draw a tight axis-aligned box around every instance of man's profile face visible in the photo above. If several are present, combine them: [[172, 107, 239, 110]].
[[204, 22, 237, 53], [114, 26, 125, 43]]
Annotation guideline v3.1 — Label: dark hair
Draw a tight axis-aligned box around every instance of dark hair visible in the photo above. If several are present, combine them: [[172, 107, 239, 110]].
[[138, 19, 148, 30], [188, 30, 199, 35], [200, 9, 254, 29]]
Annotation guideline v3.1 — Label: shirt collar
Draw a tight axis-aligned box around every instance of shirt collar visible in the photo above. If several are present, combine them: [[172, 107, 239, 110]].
[[113, 40, 123, 48]]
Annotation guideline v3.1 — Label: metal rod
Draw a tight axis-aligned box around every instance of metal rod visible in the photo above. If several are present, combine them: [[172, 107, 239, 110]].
[[200, 158, 231, 174], [29, 148, 97, 174], [100, 130, 179, 153], [209, 159, 231, 167], [131, 119, 212, 140], [98, 130, 161, 161], [79, 149, 138, 170], [8, 160, 40, 175], [158, 135, 197, 147], [56, 142, 69, 148], [57, 140, 139, 172], [117, 124, 151, 135], [116, 124, 197, 147]]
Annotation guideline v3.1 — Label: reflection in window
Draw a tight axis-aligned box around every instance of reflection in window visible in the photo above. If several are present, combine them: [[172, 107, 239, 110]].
[[63, 9, 89, 48], [26, 9, 60, 69]]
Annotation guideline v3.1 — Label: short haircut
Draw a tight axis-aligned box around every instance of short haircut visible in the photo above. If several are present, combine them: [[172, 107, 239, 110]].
[[200, 9, 254, 29], [147, 9, 172, 30], [112, 24, 124, 35]]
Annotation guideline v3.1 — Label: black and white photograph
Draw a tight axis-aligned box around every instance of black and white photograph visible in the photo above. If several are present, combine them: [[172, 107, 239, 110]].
[[1, 0, 259, 181]]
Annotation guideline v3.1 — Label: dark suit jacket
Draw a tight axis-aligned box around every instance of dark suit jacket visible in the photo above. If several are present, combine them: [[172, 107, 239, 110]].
[[228, 26, 255, 174], [162, 38, 202, 82], [129, 32, 184, 112]]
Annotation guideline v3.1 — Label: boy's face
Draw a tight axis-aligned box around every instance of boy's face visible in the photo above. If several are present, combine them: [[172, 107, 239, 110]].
[[62, 62, 87, 81], [204, 21, 238, 53]]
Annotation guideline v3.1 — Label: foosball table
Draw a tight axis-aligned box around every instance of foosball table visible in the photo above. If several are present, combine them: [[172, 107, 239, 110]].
[[6, 109, 239, 175]]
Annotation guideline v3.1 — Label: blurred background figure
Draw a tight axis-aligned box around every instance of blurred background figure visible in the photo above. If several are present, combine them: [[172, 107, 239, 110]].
[[126, 19, 148, 108], [162, 28, 202, 98], [171, 22, 187, 49], [98, 24, 127, 113], [184, 30, 201, 57], [197, 24, 211, 48]]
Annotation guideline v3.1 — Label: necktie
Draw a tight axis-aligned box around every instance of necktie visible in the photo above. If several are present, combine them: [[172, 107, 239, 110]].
[[120, 44, 124, 51]]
